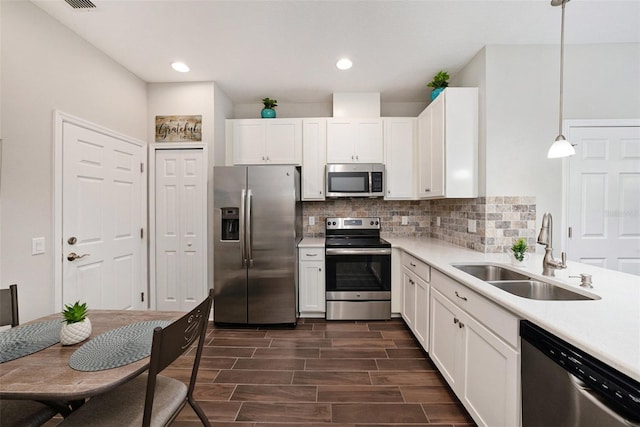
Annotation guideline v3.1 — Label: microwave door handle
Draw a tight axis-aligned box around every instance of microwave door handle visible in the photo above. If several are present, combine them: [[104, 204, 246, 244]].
[[240, 189, 247, 267], [246, 189, 253, 268]]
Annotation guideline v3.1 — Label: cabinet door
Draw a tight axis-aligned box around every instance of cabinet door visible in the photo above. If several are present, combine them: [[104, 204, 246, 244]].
[[384, 118, 416, 200], [429, 289, 463, 391], [461, 313, 519, 427], [401, 268, 416, 329], [417, 110, 432, 198], [299, 261, 325, 314], [429, 95, 445, 197], [265, 119, 302, 164], [233, 120, 266, 164], [354, 119, 384, 163], [326, 119, 356, 163], [414, 275, 429, 350], [302, 119, 326, 200]]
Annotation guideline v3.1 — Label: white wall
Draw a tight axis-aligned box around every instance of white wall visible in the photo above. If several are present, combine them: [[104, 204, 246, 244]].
[[234, 100, 428, 119], [0, 1, 147, 322], [456, 43, 640, 251]]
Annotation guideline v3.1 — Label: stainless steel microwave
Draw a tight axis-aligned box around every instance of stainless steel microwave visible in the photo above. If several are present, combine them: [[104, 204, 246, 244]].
[[325, 163, 385, 198]]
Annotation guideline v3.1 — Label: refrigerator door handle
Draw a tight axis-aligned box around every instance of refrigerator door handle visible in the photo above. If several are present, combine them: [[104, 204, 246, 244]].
[[246, 189, 253, 267], [240, 189, 247, 267]]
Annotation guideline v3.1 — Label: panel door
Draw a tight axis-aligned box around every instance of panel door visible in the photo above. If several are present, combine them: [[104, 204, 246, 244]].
[[62, 122, 145, 310], [354, 119, 384, 163], [462, 313, 519, 427], [384, 118, 416, 200], [326, 119, 356, 163], [233, 120, 266, 164], [265, 119, 302, 164], [155, 149, 207, 311], [429, 95, 446, 197], [414, 274, 429, 350], [299, 261, 325, 314], [302, 119, 327, 200], [401, 268, 416, 329], [429, 289, 463, 390], [567, 125, 640, 274]]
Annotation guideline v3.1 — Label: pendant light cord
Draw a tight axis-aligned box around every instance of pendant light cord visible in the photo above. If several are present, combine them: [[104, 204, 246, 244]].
[[558, 0, 566, 137]]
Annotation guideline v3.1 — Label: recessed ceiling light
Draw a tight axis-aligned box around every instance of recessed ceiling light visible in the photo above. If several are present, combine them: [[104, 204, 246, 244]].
[[171, 62, 190, 73], [336, 58, 353, 70]]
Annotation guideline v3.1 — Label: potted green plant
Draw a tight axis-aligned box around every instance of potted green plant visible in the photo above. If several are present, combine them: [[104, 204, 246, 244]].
[[60, 301, 92, 345], [261, 97, 278, 118], [509, 238, 529, 265], [427, 70, 450, 101]]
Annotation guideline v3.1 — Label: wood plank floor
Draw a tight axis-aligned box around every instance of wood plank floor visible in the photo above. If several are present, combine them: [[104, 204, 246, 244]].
[[169, 318, 477, 426]]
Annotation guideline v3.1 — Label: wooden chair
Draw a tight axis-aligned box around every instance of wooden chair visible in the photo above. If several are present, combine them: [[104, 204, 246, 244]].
[[60, 289, 214, 426], [0, 284, 63, 427]]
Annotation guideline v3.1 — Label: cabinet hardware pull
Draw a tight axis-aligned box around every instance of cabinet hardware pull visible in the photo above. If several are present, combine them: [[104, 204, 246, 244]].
[[424, 188, 431, 192], [410, 262, 416, 267], [458, 321, 465, 329], [306, 253, 318, 257], [455, 291, 468, 301], [454, 318, 459, 324], [319, 268, 322, 272]]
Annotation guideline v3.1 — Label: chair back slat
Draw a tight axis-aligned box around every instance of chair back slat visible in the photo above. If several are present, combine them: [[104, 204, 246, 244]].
[[0, 285, 19, 327], [142, 289, 213, 427]]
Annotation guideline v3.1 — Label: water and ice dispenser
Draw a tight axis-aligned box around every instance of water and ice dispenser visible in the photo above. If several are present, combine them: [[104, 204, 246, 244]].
[[220, 207, 239, 241]]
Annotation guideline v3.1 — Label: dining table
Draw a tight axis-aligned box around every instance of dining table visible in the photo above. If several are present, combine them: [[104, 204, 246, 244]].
[[0, 310, 184, 402]]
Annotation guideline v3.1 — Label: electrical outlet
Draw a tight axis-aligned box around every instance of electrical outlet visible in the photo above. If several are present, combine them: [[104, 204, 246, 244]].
[[309, 216, 315, 226], [468, 219, 477, 233], [401, 216, 408, 225], [436, 217, 441, 227]]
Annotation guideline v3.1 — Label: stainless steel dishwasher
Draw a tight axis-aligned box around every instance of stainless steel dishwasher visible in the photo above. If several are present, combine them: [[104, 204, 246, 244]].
[[521, 321, 640, 427]]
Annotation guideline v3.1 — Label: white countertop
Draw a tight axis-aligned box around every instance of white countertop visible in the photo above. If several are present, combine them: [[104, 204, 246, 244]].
[[298, 236, 640, 381], [385, 237, 640, 383]]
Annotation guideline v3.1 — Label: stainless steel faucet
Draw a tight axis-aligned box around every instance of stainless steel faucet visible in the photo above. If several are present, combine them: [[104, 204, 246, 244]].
[[537, 212, 567, 276]]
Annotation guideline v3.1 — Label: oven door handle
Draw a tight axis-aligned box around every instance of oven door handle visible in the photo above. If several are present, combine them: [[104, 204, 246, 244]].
[[326, 248, 391, 256]]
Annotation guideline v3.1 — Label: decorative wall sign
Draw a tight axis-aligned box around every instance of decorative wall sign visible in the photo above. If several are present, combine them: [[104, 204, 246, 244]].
[[155, 115, 202, 142]]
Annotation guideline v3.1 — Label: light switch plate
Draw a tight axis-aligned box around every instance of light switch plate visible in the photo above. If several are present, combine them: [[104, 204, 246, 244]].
[[468, 219, 477, 233], [309, 216, 315, 226], [436, 217, 441, 227], [32, 237, 45, 255], [401, 216, 408, 225]]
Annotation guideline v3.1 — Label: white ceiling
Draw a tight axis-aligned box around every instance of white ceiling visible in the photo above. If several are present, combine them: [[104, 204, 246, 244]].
[[32, 0, 640, 104]]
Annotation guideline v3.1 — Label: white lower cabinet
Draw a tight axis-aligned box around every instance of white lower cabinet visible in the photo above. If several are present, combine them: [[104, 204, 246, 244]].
[[429, 269, 520, 427], [298, 247, 325, 317], [400, 252, 430, 351]]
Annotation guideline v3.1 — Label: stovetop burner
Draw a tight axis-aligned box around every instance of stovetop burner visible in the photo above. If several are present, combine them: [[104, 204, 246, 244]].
[[325, 217, 389, 249]]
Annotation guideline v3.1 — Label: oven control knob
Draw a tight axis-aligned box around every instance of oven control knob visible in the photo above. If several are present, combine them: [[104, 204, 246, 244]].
[[375, 221, 379, 225], [370, 221, 374, 225], [327, 221, 330, 226]]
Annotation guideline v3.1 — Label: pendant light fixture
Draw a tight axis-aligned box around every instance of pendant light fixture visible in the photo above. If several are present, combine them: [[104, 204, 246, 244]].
[[547, 0, 576, 159]]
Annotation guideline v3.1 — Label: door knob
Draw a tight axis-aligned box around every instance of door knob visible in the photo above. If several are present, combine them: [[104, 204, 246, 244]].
[[67, 252, 90, 261]]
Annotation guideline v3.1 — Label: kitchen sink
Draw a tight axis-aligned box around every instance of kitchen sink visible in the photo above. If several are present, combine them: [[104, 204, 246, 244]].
[[453, 264, 531, 281], [452, 263, 599, 301], [487, 280, 597, 301]]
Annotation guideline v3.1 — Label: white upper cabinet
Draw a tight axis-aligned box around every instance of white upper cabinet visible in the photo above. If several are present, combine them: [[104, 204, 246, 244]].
[[326, 118, 383, 163], [302, 118, 327, 200], [230, 118, 302, 165], [384, 117, 416, 200], [418, 88, 478, 199]]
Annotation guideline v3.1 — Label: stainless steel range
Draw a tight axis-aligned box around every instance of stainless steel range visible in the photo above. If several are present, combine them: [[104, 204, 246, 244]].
[[325, 217, 391, 320]]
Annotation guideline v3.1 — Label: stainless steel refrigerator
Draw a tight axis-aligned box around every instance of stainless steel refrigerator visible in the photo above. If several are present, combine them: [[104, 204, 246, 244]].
[[213, 166, 302, 325]]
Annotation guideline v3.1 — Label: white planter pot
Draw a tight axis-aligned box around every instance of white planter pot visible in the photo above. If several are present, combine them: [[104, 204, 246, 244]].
[[60, 318, 92, 346]]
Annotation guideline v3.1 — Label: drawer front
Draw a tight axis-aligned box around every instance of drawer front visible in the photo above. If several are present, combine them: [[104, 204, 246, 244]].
[[300, 247, 324, 261], [402, 252, 431, 282], [431, 269, 519, 348]]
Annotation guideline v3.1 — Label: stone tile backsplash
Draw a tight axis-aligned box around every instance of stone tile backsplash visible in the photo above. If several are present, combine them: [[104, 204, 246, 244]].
[[302, 196, 536, 253]]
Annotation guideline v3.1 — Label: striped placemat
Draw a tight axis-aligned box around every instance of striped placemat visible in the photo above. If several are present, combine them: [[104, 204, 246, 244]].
[[69, 320, 170, 372], [0, 320, 62, 363]]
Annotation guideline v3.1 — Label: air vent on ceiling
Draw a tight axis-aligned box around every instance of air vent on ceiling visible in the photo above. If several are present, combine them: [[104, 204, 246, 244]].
[[64, 0, 96, 9]]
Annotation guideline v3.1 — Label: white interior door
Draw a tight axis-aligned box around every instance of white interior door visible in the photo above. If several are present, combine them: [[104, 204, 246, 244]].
[[567, 122, 640, 275], [62, 122, 145, 309], [154, 148, 207, 311]]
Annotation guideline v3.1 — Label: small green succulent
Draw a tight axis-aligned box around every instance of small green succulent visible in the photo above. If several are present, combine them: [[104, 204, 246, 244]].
[[62, 301, 88, 324], [262, 97, 278, 109], [511, 238, 528, 262], [427, 70, 450, 89]]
